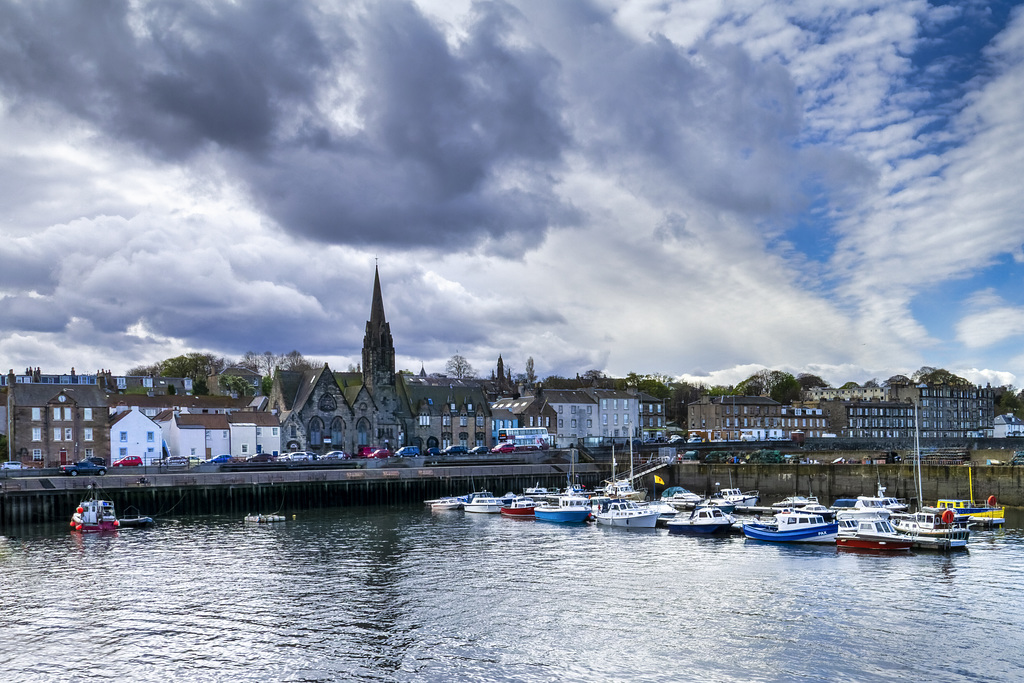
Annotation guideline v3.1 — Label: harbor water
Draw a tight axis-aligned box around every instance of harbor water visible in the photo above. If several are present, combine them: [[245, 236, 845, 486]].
[[2, 506, 1023, 682]]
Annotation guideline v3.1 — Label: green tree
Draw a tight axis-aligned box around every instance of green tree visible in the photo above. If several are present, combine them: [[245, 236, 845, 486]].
[[736, 370, 801, 404], [912, 366, 970, 385], [994, 385, 1023, 418], [219, 374, 256, 397], [796, 373, 829, 390]]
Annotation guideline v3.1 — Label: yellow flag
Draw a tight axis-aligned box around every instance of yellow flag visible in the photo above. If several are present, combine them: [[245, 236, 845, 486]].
[[654, 475, 665, 485]]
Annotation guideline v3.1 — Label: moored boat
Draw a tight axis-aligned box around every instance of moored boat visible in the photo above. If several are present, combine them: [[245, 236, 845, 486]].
[[667, 505, 736, 535], [70, 498, 119, 532], [742, 509, 838, 543], [890, 510, 970, 550], [641, 500, 680, 525], [771, 495, 818, 509], [534, 495, 592, 523], [830, 498, 892, 520], [464, 494, 505, 514], [928, 497, 1004, 525], [430, 497, 463, 511], [836, 517, 913, 551], [592, 498, 659, 528], [600, 479, 647, 502], [244, 513, 286, 523], [660, 487, 703, 508], [118, 506, 155, 528], [710, 487, 760, 507], [500, 497, 537, 517], [696, 498, 736, 515]]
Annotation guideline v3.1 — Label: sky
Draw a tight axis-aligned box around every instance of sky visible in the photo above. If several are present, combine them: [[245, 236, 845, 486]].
[[1, 0, 1023, 390]]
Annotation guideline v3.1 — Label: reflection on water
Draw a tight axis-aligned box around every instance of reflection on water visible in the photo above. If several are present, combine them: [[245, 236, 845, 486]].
[[1, 507, 1022, 682]]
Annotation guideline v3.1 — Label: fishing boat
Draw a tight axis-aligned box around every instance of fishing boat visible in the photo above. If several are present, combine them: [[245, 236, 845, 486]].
[[70, 498, 119, 532], [836, 516, 913, 551], [500, 497, 537, 517], [929, 497, 1004, 525], [666, 505, 737, 535], [710, 487, 760, 507], [430, 497, 463, 511], [742, 509, 838, 543], [534, 495, 592, 523], [592, 498, 659, 528]]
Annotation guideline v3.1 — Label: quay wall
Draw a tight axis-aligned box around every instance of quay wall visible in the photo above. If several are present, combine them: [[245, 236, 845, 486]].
[[0, 463, 600, 528]]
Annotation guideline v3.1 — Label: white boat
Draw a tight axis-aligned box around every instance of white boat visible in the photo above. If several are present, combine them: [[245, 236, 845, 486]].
[[830, 498, 892, 520], [661, 487, 703, 507], [837, 516, 913, 551], [771, 495, 818, 509], [641, 500, 680, 524], [524, 483, 550, 496], [602, 480, 647, 502], [667, 505, 737, 535], [244, 513, 286, 523], [857, 484, 908, 513], [463, 494, 504, 514], [430, 497, 463, 511], [890, 510, 970, 547], [710, 487, 760, 507], [592, 498, 659, 528]]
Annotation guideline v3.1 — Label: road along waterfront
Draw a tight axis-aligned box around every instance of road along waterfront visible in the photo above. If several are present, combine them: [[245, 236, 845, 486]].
[[1, 504, 1022, 682]]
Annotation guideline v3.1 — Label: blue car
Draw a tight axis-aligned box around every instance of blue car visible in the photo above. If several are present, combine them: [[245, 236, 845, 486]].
[[207, 454, 233, 465]]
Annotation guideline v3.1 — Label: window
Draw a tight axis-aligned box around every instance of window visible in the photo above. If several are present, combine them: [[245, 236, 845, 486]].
[[190, 448, 196, 456], [32, 428, 41, 441], [571, 405, 577, 414], [272, 427, 279, 436], [147, 432, 154, 442], [256, 427, 262, 436], [623, 400, 629, 409], [242, 444, 249, 454], [65, 428, 72, 440], [546, 417, 550, 427], [84, 449, 93, 458], [559, 419, 564, 428], [467, 403, 473, 411], [84, 408, 92, 420], [53, 407, 61, 420], [558, 405, 563, 413], [32, 449, 42, 461], [587, 406, 592, 414], [290, 426, 297, 438], [32, 407, 41, 421], [460, 416, 467, 427], [120, 448, 127, 456], [64, 407, 72, 421], [601, 399, 607, 409], [571, 419, 577, 428], [120, 431, 128, 442], [84, 428, 93, 441], [54, 428, 61, 441], [443, 415, 451, 426], [476, 415, 484, 427], [587, 419, 592, 428], [419, 415, 430, 426], [602, 415, 608, 425]]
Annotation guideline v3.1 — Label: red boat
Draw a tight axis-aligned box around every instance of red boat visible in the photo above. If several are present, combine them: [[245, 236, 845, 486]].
[[500, 497, 537, 517], [836, 517, 912, 551], [70, 498, 119, 532]]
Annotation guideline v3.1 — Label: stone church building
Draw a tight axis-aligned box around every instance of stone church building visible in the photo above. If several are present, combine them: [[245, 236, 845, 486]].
[[269, 269, 492, 454]]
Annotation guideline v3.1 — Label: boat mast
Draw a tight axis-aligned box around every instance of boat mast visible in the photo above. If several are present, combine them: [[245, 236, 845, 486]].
[[914, 398, 923, 511]]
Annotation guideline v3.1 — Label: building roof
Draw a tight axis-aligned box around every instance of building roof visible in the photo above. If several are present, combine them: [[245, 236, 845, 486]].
[[227, 412, 280, 426], [175, 414, 230, 429], [11, 384, 110, 406], [110, 394, 250, 412]]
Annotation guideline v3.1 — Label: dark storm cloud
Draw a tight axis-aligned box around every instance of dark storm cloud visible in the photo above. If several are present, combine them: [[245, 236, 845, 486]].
[[0, 0, 572, 250]]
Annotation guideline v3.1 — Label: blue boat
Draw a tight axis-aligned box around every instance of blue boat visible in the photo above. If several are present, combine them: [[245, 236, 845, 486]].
[[534, 495, 592, 523], [742, 509, 838, 543]]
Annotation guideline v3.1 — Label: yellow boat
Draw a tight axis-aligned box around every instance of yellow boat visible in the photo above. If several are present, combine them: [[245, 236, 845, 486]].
[[932, 467, 1004, 524]]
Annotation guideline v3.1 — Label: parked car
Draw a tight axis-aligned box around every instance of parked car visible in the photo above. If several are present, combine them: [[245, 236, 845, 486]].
[[369, 448, 392, 459], [207, 454, 233, 464], [321, 450, 348, 459], [490, 443, 516, 454], [86, 456, 106, 466], [165, 456, 188, 467], [246, 453, 278, 462], [60, 460, 107, 476], [667, 435, 685, 444], [394, 446, 420, 458], [469, 446, 489, 455], [112, 455, 143, 467], [281, 451, 313, 461], [425, 447, 442, 457], [442, 445, 468, 456], [1, 461, 24, 470]]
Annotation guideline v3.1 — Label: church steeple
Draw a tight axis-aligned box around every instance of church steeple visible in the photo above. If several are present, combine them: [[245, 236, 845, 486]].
[[362, 266, 395, 393]]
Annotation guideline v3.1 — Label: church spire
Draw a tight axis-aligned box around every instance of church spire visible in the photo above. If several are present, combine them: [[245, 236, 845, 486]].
[[368, 266, 386, 336], [363, 266, 395, 393]]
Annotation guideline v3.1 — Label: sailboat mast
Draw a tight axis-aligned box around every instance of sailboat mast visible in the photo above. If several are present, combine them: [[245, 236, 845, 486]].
[[914, 400, 923, 510]]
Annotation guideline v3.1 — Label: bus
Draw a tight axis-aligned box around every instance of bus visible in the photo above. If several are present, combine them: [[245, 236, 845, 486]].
[[496, 427, 554, 450]]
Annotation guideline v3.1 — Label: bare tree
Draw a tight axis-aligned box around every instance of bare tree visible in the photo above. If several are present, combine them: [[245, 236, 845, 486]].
[[524, 356, 536, 384], [446, 354, 476, 379]]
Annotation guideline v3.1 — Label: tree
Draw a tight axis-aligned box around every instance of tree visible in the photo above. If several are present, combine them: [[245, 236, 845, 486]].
[[219, 374, 256, 397], [446, 354, 476, 379], [125, 362, 163, 376], [994, 385, 1023, 418], [280, 350, 320, 372], [796, 373, 829, 390], [622, 372, 671, 400], [912, 366, 970, 386], [884, 374, 911, 387], [863, 378, 880, 388], [736, 370, 801, 404], [161, 352, 225, 381], [524, 356, 536, 384], [839, 381, 860, 389], [238, 351, 262, 373]]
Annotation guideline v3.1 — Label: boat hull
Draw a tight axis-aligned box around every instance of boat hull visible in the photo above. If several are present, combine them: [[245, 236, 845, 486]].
[[464, 504, 502, 514], [500, 506, 535, 517], [595, 513, 659, 528], [667, 522, 734, 535], [534, 508, 591, 523], [742, 522, 838, 543], [837, 536, 912, 551]]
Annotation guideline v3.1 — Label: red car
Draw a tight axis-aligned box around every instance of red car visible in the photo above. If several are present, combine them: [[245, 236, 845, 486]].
[[112, 455, 143, 467], [490, 443, 516, 454], [369, 448, 392, 459]]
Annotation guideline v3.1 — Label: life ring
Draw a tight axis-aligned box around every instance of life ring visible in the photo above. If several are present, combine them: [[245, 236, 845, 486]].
[[941, 509, 955, 524], [987, 495, 997, 507]]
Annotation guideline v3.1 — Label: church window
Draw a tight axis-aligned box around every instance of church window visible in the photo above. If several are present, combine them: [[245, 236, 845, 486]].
[[331, 418, 344, 445], [319, 394, 337, 411], [419, 415, 430, 426]]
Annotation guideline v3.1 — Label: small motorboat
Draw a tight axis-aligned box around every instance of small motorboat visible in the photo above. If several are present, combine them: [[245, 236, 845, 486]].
[[430, 497, 463, 511], [742, 509, 838, 543], [771, 495, 818, 509], [71, 498, 119, 532], [463, 494, 505, 514], [641, 500, 680, 525], [660, 487, 702, 508], [500, 497, 537, 517], [696, 499, 736, 515], [592, 498, 659, 528], [524, 483, 550, 496], [534, 495, 592, 523], [710, 488, 760, 507], [836, 516, 913, 551], [667, 505, 736, 535], [118, 506, 155, 528], [890, 510, 970, 549]]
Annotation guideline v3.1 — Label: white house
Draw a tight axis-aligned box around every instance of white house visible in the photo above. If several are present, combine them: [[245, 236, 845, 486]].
[[159, 412, 230, 459], [228, 412, 281, 458], [994, 413, 1024, 438], [542, 389, 598, 448], [588, 388, 640, 440], [109, 407, 163, 465]]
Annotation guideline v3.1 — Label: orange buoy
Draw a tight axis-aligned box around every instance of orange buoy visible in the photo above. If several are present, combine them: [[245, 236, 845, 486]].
[[76, 506, 84, 514], [941, 509, 955, 524], [113, 520, 119, 527], [75, 524, 83, 531], [987, 495, 997, 507], [70, 521, 76, 527]]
